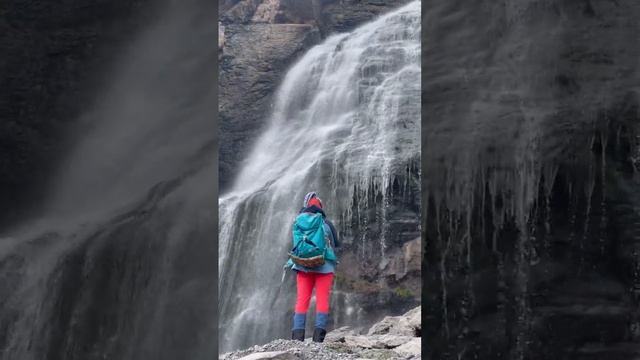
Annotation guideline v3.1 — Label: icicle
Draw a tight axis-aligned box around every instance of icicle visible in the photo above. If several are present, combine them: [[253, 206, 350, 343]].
[[435, 199, 451, 339], [599, 131, 608, 255], [578, 160, 596, 276], [544, 165, 558, 239]]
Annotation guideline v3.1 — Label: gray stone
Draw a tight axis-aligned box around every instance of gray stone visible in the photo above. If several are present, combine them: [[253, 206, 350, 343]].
[[367, 316, 413, 337], [343, 334, 413, 350], [371, 335, 414, 349], [344, 335, 376, 349], [359, 348, 405, 360], [392, 338, 421, 357], [325, 326, 360, 342], [403, 306, 421, 332], [367, 306, 421, 337], [367, 316, 396, 336]]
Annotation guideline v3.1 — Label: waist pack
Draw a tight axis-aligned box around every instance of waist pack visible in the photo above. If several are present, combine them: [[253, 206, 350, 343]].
[[289, 212, 334, 268]]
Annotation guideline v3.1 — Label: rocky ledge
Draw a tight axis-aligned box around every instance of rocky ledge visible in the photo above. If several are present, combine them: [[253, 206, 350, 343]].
[[220, 307, 421, 360]]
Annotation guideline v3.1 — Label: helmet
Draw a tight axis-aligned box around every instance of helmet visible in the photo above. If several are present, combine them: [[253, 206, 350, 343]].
[[303, 191, 322, 208]]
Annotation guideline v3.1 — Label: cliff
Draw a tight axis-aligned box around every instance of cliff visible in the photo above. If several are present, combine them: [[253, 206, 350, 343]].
[[218, 0, 412, 192]]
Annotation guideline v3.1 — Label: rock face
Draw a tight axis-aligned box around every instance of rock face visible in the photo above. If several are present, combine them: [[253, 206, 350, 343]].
[[220, 306, 422, 360], [381, 237, 422, 282], [218, 23, 320, 190], [423, 0, 640, 359], [218, 0, 412, 192]]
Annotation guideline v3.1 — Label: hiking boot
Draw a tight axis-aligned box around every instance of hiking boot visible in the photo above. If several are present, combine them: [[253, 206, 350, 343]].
[[292, 329, 305, 341], [312, 328, 326, 343]]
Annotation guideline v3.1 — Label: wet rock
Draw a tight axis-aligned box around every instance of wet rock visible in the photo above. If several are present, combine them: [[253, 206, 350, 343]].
[[381, 237, 421, 281]]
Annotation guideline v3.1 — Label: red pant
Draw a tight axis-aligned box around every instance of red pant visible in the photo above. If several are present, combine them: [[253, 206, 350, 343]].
[[295, 272, 334, 313]]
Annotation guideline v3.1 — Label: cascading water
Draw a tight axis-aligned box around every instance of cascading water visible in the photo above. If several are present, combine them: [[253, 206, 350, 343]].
[[219, 1, 421, 353], [423, 1, 640, 358], [0, 1, 216, 359]]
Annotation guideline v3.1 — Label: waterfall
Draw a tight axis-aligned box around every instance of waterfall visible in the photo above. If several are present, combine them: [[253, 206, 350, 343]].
[[0, 1, 216, 359], [219, 1, 421, 352], [422, 0, 640, 357]]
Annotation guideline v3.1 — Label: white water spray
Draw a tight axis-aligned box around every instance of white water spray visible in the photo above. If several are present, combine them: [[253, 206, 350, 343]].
[[219, 1, 420, 352]]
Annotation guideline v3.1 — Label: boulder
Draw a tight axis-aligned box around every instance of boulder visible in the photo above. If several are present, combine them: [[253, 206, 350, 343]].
[[345, 335, 376, 349], [392, 338, 421, 357], [368, 306, 421, 337], [372, 335, 414, 349], [325, 326, 360, 342], [367, 316, 413, 337], [359, 348, 405, 359], [343, 334, 412, 350], [403, 306, 421, 332]]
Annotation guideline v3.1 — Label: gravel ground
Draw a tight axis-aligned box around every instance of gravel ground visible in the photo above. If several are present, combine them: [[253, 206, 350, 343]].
[[220, 307, 422, 360], [221, 339, 356, 360], [219, 338, 418, 360]]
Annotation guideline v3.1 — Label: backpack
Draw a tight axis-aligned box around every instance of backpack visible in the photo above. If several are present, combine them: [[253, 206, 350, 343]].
[[289, 212, 334, 268]]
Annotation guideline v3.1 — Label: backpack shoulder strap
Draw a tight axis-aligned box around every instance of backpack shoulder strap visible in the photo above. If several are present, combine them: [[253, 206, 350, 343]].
[[322, 221, 334, 250]]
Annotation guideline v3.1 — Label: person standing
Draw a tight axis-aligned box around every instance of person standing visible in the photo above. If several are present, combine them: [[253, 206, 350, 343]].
[[285, 192, 340, 343]]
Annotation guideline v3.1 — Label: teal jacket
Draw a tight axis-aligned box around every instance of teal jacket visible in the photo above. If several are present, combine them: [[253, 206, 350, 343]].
[[286, 206, 339, 273]]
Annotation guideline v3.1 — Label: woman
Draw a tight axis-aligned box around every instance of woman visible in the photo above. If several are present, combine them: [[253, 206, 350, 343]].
[[285, 191, 340, 343]]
